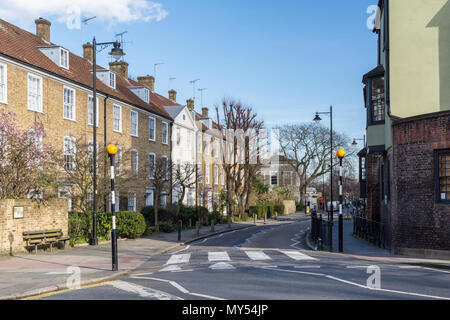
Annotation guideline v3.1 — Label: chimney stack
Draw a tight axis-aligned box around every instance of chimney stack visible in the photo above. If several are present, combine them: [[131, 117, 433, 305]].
[[137, 75, 155, 92], [202, 108, 209, 118], [187, 99, 194, 111], [83, 42, 94, 63], [168, 90, 177, 102], [35, 17, 51, 42], [109, 61, 129, 79]]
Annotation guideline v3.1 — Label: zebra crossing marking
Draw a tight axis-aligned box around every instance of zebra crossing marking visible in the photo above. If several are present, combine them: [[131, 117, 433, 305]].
[[245, 251, 272, 261], [209, 262, 235, 270], [165, 253, 191, 265], [208, 251, 230, 262], [280, 250, 317, 261]]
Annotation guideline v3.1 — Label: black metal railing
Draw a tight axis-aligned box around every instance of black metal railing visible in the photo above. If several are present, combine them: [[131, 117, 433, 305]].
[[311, 212, 332, 251], [353, 212, 386, 249]]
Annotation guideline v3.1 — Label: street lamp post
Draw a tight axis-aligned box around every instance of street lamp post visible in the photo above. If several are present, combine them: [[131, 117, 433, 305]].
[[337, 149, 346, 253], [91, 38, 124, 246], [107, 144, 119, 271], [314, 105, 333, 252]]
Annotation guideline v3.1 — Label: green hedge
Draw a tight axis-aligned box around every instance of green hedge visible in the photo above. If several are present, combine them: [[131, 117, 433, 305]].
[[140, 205, 210, 229], [68, 211, 146, 242], [274, 203, 285, 216]]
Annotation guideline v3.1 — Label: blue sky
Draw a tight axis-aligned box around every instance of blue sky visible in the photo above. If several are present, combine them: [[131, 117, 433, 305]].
[[5, 0, 378, 144]]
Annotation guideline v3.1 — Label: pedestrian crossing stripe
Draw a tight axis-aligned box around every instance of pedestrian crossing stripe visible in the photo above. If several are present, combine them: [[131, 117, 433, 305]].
[[280, 251, 318, 261], [208, 251, 230, 262], [245, 251, 272, 261], [166, 253, 191, 265]]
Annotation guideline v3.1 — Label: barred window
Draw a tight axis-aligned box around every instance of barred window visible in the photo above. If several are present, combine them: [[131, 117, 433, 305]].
[[437, 150, 450, 203]]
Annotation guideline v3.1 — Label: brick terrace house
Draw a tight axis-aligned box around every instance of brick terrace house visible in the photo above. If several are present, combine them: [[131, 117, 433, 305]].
[[0, 18, 175, 212], [360, 0, 450, 256]]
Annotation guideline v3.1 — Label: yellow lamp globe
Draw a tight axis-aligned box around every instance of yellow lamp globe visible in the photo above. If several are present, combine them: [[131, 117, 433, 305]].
[[106, 144, 118, 155], [336, 149, 346, 159]]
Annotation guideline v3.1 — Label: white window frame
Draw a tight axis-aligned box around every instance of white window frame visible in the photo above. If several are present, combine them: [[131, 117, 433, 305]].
[[205, 164, 210, 185], [63, 86, 76, 121], [131, 149, 139, 175], [113, 104, 122, 133], [271, 172, 278, 186], [162, 122, 169, 145], [128, 192, 137, 212], [205, 136, 210, 155], [197, 134, 202, 154], [63, 136, 76, 172], [88, 95, 99, 127], [27, 73, 43, 112], [130, 110, 139, 137], [214, 165, 219, 185], [146, 188, 154, 206], [0, 63, 7, 104], [60, 48, 69, 69], [58, 186, 72, 212], [197, 163, 202, 183], [221, 167, 225, 185], [149, 152, 156, 179], [149, 117, 156, 141], [116, 146, 123, 175], [144, 88, 149, 103], [110, 72, 116, 89], [215, 139, 219, 158], [162, 155, 169, 180]]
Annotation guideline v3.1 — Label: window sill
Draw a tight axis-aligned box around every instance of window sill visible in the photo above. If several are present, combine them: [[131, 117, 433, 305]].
[[27, 108, 44, 114], [64, 117, 77, 123]]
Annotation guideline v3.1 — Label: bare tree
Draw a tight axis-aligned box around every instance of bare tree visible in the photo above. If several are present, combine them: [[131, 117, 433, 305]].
[[172, 161, 197, 218], [148, 156, 170, 232], [275, 123, 356, 204], [215, 98, 264, 221]]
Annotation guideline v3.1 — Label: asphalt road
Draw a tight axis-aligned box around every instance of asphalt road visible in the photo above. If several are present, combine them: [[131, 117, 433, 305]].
[[36, 214, 450, 300]]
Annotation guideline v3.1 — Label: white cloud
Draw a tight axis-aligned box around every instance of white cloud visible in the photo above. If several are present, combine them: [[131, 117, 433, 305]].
[[0, 0, 168, 27]]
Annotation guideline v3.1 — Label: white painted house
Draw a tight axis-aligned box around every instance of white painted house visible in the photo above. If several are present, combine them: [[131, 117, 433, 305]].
[[164, 103, 198, 206]]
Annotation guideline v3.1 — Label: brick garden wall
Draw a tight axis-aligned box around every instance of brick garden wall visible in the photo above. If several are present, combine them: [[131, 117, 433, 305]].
[[366, 152, 381, 221], [391, 111, 450, 252], [0, 199, 68, 254]]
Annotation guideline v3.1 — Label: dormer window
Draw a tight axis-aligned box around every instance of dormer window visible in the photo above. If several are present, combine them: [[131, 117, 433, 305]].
[[110, 72, 116, 89], [93, 70, 116, 89], [128, 86, 150, 103], [60, 48, 69, 69], [38, 46, 70, 69]]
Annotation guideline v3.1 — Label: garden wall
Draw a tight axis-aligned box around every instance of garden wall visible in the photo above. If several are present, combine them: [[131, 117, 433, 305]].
[[0, 199, 68, 254], [283, 200, 296, 215]]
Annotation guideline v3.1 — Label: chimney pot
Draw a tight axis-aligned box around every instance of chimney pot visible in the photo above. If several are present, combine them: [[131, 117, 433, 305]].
[[168, 89, 177, 102], [35, 18, 51, 42], [83, 42, 94, 63], [202, 108, 209, 118], [109, 61, 129, 79], [187, 99, 194, 111], [137, 75, 155, 92]]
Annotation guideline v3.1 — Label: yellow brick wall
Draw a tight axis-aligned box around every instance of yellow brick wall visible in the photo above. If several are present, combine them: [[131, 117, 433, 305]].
[[0, 60, 171, 212]]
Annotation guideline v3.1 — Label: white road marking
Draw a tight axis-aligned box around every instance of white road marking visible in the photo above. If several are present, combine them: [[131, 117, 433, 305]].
[[159, 265, 182, 272], [281, 250, 317, 261], [165, 253, 191, 265], [129, 276, 226, 300], [209, 262, 235, 270], [261, 267, 450, 300], [290, 232, 304, 250], [294, 266, 321, 269], [245, 251, 272, 261], [208, 251, 230, 262], [423, 267, 450, 274], [172, 245, 190, 254], [110, 280, 183, 300]]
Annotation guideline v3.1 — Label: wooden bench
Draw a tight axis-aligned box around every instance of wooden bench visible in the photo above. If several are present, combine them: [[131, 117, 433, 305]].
[[23, 229, 70, 254]]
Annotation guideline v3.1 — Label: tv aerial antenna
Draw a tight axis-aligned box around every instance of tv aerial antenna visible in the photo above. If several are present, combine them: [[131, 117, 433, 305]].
[[169, 76, 176, 90], [190, 79, 200, 100], [198, 88, 207, 107], [114, 31, 132, 61], [81, 16, 96, 45]]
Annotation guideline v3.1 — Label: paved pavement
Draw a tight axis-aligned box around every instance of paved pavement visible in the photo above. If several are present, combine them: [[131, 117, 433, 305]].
[[0, 218, 276, 300]]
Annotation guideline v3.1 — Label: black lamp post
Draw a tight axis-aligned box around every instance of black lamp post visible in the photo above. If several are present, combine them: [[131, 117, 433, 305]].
[[91, 38, 124, 246], [314, 105, 333, 252], [352, 135, 366, 148]]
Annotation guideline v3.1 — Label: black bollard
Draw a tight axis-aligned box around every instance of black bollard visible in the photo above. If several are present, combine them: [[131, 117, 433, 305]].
[[177, 220, 182, 242]]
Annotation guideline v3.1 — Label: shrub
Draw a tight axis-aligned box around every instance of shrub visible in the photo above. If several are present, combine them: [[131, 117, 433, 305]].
[[266, 204, 274, 219], [274, 203, 285, 216], [140, 205, 177, 225], [159, 222, 177, 233], [115, 211, 146, 239], [257, 205, 266, 219], [249, 206, 258, 218]]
